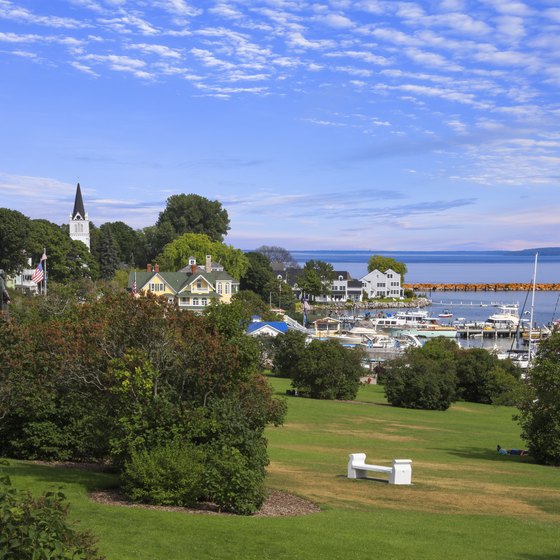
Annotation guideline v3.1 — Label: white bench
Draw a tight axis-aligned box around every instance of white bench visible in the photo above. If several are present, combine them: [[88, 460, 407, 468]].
[[347, 453, 412, 485]]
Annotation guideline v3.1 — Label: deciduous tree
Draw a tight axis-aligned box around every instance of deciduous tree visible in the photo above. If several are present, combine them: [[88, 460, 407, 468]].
[[367, 255, 407, 282]]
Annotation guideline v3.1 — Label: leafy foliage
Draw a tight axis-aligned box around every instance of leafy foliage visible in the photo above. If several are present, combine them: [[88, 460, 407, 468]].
[[0, 470, 104, 559], [0, 293, 286, 513], [384, 338, 457, 410], [0, 208, 30, 273], [239, 252, 275, 299], [291, 339, 364, 400], [272, 330, 308, 378], [156, 194, 230, 243], [517, 332, 560, 466], [254, 246, 298, 268], [157, 233, 249, 279], [297, 260, 335, 299]]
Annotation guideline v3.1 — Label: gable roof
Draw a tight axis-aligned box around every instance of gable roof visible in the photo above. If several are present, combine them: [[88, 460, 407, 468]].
[[128, 269, 237, 294], [246, 322, 289, 335]]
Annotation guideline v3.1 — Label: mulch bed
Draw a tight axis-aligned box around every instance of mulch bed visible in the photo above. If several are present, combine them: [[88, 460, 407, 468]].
[[89, 488, 321, 517]]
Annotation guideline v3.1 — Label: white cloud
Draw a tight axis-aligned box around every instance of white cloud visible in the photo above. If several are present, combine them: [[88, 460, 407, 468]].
[[128, 42, 183, 59]]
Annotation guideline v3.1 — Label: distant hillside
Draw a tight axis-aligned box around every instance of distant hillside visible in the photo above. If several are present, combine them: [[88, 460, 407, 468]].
[[510, 247, 560, 256]]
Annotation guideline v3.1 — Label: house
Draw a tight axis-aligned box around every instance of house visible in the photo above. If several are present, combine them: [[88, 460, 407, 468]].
[[360, 268, 403, 299], [128, 255, 238, 311]]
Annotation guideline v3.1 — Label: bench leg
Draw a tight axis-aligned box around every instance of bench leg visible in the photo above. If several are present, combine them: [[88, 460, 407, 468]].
[[389, 460, 412, 485]]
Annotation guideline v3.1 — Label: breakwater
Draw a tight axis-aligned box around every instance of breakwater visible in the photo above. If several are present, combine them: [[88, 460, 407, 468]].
[[405, 283, 560, 292]]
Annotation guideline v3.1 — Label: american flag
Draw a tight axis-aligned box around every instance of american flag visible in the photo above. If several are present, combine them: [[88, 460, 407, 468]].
[[32, 262, 44, 284]]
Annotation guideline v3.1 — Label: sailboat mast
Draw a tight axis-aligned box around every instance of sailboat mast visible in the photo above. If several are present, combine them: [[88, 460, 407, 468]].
[[527, 253, 538, 361]]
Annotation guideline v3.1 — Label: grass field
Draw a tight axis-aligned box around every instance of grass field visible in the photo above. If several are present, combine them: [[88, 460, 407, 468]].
[[4, 378, 560, 559]]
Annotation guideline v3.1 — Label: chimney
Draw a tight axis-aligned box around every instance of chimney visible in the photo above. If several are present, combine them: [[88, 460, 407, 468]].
[[206, 255, 212, 273], [191, 263, 197, 274], [147, 263, 152, 272], [154, 263, 159, 273]]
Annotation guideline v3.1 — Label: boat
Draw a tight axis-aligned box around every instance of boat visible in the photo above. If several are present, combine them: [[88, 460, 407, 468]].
[[370, 309, 457, 339], [438, 310, 453, 318], [484, 304, 520, 329]]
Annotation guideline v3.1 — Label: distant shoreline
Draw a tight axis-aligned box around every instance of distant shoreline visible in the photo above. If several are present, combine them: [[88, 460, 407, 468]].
[[406, 283, 560, 292]]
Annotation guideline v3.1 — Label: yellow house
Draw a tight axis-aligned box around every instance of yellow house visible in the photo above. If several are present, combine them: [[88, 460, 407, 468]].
[[128, 256, 238, 311]]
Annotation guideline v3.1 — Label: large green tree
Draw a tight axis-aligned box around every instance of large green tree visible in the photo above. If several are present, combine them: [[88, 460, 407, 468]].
[[291, 339, 364, 400], [96, 228, 120, 279], [0, 208, 30, 273], [157, 233, 249, 279], [240, 252, 275, 299], [298, 260, 334, 299], [367, 255, 408, 281], [157, 194, 230, 243], [517, 332, 560, 465], [96, 221, 146, 267]]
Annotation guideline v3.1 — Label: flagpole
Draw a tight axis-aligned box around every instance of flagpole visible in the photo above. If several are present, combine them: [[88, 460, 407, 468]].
[[43, 248, 48, 297]]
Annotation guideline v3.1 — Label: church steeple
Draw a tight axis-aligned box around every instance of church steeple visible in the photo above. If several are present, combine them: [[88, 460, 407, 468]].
[[69, 182, 91, 251], [72, 182, 86, 220]]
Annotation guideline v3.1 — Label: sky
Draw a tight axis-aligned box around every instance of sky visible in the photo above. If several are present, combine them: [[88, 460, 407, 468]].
[[1, 0, 559, 251]]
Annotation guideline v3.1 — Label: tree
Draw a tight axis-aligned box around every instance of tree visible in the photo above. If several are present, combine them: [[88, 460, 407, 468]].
[[156, 194, 230, 243], [27, 219, 99, 282], [255, 246, 298, 268], [384, 338, 457, 410], [0, 208, 30, 273], [367, 255, 408, 282], [271, 330, 308, 379], [455, 348, 521, 405], [298, 260, 334, 299], [157, 233, 249, 279], [517, 332, 560, 465], [97, 221, 146, 267], [264, 278, 297, 312], [96, 228, 120, 279], [239, 252, 275, 298], [232, 290, 278, 321], [291, 339, 364, 400]]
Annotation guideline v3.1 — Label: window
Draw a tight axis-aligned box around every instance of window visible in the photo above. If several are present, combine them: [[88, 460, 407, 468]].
[[181, 297, 189, 304], [225, 283, 230, 294], [193, 297, 199, 306], [149, 283, 164, 292], [201, 298, 207, 306], [217, 282, 222, 294], [377, 282, 386, 287], [196, 280, 202, 290]]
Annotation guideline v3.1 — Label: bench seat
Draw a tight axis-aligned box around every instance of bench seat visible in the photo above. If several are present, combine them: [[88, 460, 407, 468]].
[[347, 453, 412, 485]]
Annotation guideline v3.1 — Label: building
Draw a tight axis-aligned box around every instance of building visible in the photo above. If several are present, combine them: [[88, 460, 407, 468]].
[[69, 182, 90, 251], [128, 256, 238, 312], [360, 268, 403, 299]]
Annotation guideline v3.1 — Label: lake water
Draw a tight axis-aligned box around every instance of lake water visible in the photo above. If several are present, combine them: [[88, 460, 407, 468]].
[[291, 250, 560, 326]]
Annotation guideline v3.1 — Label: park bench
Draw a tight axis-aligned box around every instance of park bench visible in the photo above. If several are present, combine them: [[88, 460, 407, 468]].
[[347, 453, 412, 485]]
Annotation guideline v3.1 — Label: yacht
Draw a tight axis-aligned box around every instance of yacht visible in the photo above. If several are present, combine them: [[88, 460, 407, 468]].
[[485, 304, 520, 329], [369, 309, 457, 339]]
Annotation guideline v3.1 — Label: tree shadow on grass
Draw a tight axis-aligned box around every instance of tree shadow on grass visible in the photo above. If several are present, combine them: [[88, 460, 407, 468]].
[[516, 555, 560, 560], [0, 459, 118, 492]]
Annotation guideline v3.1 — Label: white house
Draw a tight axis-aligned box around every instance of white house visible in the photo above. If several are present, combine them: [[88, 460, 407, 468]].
[[360, 268, 403, 299]]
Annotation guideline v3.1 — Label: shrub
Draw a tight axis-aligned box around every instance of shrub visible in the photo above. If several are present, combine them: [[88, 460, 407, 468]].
[[121, 441, 206, 507], [291, 339, 364, 400], [0, 470, 103, 560], [204, 444, 266, 515], [384, 339, 457, 410], [517, 332, 560, 465], [271, 330, 308, 378]]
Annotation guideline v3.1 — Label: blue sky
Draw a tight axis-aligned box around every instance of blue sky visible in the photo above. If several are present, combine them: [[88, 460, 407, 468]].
[[1, 0, 559, 251]]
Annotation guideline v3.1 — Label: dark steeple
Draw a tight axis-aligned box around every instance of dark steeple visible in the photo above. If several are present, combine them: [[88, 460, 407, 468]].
[[72, 183, 86, 220]]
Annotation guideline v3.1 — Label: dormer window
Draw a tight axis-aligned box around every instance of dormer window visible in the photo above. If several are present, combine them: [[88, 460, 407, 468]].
[[197, 280, 202, 289]]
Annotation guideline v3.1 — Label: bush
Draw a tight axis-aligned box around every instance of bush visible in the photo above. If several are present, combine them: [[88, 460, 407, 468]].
[[517, 332, 560, 465], [384, 339, 457, 410], [455, 348, 521, 405], [272, 330, 308, 378], [291, 339, 364, 400], [0, 470, 103, 559], [121, 441, 206, 507], [204, 445, 266, 515]]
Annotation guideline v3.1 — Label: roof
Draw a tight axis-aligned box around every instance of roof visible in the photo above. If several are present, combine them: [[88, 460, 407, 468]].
[[72, 183, 86, 220], [246, 322, 289, 335], [128, 268, 237, 293], [333, 271, 349, 280]]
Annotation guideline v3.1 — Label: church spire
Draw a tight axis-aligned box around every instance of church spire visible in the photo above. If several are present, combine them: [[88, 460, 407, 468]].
[[72, 182, 86, 220]]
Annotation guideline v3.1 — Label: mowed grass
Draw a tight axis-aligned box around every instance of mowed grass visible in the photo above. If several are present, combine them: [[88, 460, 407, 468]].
[[4, 378, 560, 560]]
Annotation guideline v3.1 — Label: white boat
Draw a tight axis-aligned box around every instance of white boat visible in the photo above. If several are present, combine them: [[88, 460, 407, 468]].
[[438, 310, 453, 318], [484, 304, 520, 329], [370, 309, 457, 339]]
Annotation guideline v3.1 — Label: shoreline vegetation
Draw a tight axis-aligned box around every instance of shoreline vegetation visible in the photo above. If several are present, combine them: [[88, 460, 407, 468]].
[[404, 283, 560, 292]]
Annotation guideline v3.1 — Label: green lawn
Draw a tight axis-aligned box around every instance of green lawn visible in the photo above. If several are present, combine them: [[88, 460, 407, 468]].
[[4, 379, 560, 559]]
